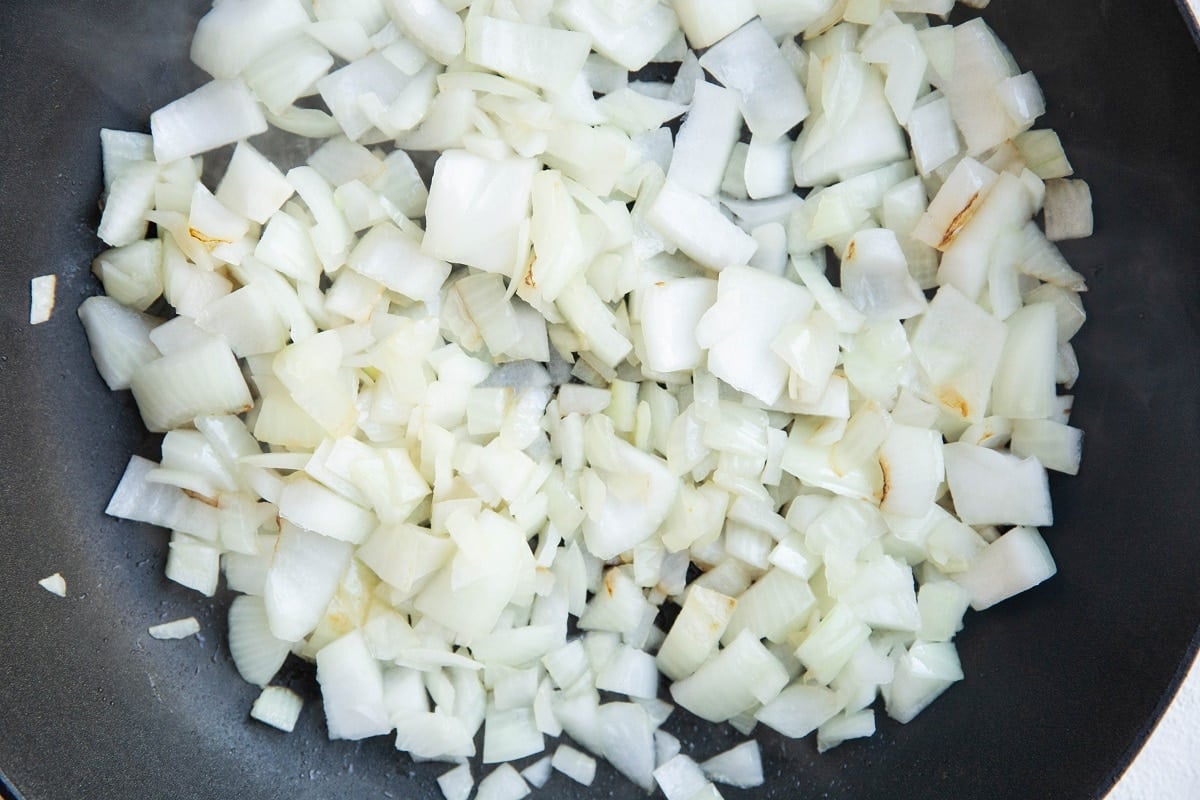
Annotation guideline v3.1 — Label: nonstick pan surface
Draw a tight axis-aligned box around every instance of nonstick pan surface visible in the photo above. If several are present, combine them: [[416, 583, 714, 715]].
[[1, 2, 1199, 798]]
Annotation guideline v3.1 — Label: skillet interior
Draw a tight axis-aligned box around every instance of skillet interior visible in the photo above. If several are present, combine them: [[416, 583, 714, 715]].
[[1, 1, 1198, 798]]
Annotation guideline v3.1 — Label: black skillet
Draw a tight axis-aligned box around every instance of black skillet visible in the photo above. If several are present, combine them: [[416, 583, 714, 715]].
[[2, 1, 1199, 798]]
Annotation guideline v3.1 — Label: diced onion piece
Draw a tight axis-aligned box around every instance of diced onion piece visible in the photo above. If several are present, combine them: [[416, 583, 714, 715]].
[[106, 455, 220, 539], [943, 443, 1052, 527], [878, 424, 944, 518], [38, 573, 67, 598], [93, 239, 163, 311], [557, 0, 680, 72], [388, 0, 466, 65], [348, 221, 450, 301], [581, 434, 679, 561], [150, 79, 268, 164], [1010, 419, 1084, 476], [938, 173, 1034, 301], [595, 645, 660, 699], [645, 181, 759, 272], [698, 19, 809, 141], [837, 556, 921, 632], [483, 706, 544, 764], [996, 72, 1045, 131], [941, 19, 1028, 156], [840, 228, 926, 320], [414, 511, 536, 639], [755, 681, 842, 738], [29, 274, 56, 325], [130, 338, 253, 432], [860, 21, 928, 125], [78, 296, 160, 390], [316, 630, 391, 740], [189, 182, 250, 245], [883, 641, 964, 724], [553, 744, 598, 786], [216, 142, 295, 224], [437, 763, 475, 800], [228, 595, 292, 686], [597, 702, 657, 791], [1017, 221, 1088, 291], [991, 302, 1058, 420], [476, 764, 530, 800], [1015, 129, 1074, 180], [793, 55, 907, 187], [656, 585, 737, 681], [722, 568, 816, 645], [910, 285, 1008, 424], [817, 709, 876, 752], [653, 754, 709, 800], [287, 166, 354, 272], [424, 150, 537, 275], [794, 604, 870, 685], [100, 128, 153, 191], [465, 16, 590, 95], [696, 266, 814, 405], [1043, 178, 1094, 242], [957, 526, 1057, 610], [148, 617, 201, 640], [744, 136, 794, 200], [673, 0, 756, 48], [166, 533, 221, 597], [264, 522, 354, 641], [98, 162, 158, 248], [668, 82, 744, 198], [670, 630, 789, 723], [640, 278, 717, 373], [912, 157, 998, 251], [189, 0, 311, 79], [700, 741, 763, 789], [315, 52, 415, 142], [244, 35, 335, 115], [250, 686, 305, 733], [907, 94, 961, 176], [917, 580, 971, 643]]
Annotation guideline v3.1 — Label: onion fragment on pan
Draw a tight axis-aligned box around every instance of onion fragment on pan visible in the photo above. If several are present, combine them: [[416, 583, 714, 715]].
[[38, 573, 67, 598], [147, 617, 201, 640], [29, 274, 56, 325], [83, 0, 1091, 794], [250, 685, 304, 733]]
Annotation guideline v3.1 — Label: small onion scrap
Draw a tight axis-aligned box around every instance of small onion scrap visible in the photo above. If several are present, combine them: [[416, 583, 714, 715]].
[[84, 0, 1091, 796]]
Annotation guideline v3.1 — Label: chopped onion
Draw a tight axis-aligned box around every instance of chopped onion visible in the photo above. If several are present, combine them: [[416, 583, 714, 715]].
[[38, 573, 67, 598], [645, 181, 759, 272], [148, 617, 201, 640], [29, 274, 57, 325], [755, 681, 842, 738], [519, 757, 552, 789], [884, 640, 965, 724], [944, 443, 1053, 527], [249, 686, 304, 733], [1043, 178, 1094, 242], [552, 743, 597, 786], [698, 19, 809, 142], [228, 595, 293, 686], [150, 79, 268, 164], [700, 741, 763, 789], [437, 763, 474, 800], [475, 764, 530, 800], [316, 630, 391, 740], [83, 0, 1092, 792], [653, 753, 710, 800]]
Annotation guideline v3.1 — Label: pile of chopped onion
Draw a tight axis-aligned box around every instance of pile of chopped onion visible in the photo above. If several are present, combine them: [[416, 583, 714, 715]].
[[85, 0, 1090, 796]]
